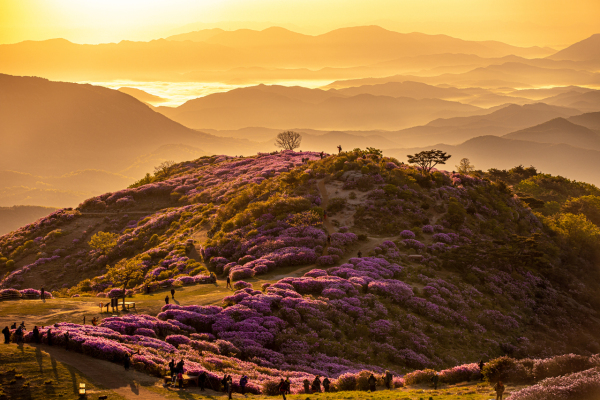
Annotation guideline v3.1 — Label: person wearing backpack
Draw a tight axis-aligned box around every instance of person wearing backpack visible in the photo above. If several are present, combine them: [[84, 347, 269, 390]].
[[494, 381, 505, 400], [278, 378, 287, 400], [239, 375, 248, 395]]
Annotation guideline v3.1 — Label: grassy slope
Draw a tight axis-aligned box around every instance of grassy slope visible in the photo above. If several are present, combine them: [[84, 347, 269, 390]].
[[0, 344, 125, 400]]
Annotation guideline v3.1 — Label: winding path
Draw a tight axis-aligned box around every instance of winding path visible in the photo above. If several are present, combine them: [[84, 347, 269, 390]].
[[26, 344, 169, 400]]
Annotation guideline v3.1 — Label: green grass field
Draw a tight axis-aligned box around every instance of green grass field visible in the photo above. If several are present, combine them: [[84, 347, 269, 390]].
[[0, 268, 306, 328], [0, 344, 125, 400], [144, 381, 512, 400]]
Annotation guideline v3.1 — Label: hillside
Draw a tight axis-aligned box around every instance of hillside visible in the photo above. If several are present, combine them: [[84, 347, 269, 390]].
[[0, 74, 255, 177], [2, 148, 600, 392], [385, 136, 600, 186], [548, 33, 600, 61]]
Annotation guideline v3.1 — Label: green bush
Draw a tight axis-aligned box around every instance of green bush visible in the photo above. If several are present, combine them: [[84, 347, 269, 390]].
[[327, 198, 346, 213], [481, 356, 533, 384]]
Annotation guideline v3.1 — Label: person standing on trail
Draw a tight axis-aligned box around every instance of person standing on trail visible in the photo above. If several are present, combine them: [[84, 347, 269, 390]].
[[177, 371, 184, 389], [171, 288, 175, 299], [323, 377, 330, 392], [323, 211, 327, 221], [368, 374, 377, 391], [479, 360, 485, 380], [357, 250, 362, 258], [494, 381, 505, 400], [165, 295, 169, 305], [384, 370, 393, 389], [10, 323, 16, 329], [278, 378, 287, 400], [303, 378, 310, 394], [199, 371, 207, 391], [41, 287, 45, 301], [431, 372, 439, 390], [169, 359, 176, 382], [227, 376, 233, 399], [337, 145, 342, 154], [15, 326, 23, 345], [47, 328, 52, 346], [327, 235, 331, 246], [83, 316, 86, 325], [64, 331, 70, 350], [240, 375, 248, 395], [319, 151, 324, 159], [124, 353, 131, 370], [2, 326, 9, 344], [226, 275, 232, 289], [176, 359, 185, 375], [285, 378, 291, 394], [33, 326, 40, 344], [311, 376, 321, 393]]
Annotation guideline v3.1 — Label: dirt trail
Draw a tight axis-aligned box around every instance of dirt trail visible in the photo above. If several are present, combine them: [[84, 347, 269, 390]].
[[25, 343, 170, 400], [317, 179, 336, 234]]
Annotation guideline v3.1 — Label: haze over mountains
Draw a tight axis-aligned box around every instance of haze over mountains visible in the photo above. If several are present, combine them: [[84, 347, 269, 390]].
[[2, 25, 600, 231], [0, 26, 557, 83]]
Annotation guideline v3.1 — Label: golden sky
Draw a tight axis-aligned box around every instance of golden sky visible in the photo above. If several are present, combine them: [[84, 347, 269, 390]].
[[1, 0, 598, 47]]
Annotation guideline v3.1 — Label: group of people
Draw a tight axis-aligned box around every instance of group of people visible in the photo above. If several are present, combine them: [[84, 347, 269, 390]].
[[164, 288, 177, 305], [3, 322, 54, 346], [168, 358, 186, 388]]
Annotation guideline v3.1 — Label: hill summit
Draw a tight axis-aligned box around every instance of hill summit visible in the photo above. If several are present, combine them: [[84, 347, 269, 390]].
[[2, 149, 600, 391]]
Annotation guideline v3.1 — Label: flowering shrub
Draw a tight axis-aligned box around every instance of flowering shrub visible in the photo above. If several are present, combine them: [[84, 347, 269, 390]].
[[508, 368, 600, 400], [404, 368, 437, 385], [400, 230, 416, 239], [233, 281, 252, 290]]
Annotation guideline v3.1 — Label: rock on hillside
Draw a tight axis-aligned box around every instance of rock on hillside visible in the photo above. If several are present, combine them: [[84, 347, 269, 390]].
[[1, 149, 600, 375]]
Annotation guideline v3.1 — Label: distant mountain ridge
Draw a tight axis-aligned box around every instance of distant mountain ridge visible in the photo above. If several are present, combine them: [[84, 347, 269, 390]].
[[0, 26, 555, 82], [0, 74, 255, 177], [157, 84, 482, 130], [503, 118, 600, 150], [548, 34, 600, 61]]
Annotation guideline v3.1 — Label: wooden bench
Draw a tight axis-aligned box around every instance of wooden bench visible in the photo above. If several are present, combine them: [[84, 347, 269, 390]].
[[99, 302, 135, 313], [162, 375, 199, 387]]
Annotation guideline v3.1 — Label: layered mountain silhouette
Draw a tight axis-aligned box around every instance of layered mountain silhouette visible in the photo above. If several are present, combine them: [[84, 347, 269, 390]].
[[117, 87, 167, 104], [325, 62, 600, 90], [158, 84, 481, 130], [385, 135, 600, 186], [541, 90, 600, 112], [0, 74, 253, 176], [0, 26, 555, 82], [503, 118, 600, 150], [568, 112, 600, 131], [375, 103, 582, 147], [548, 34, 600, 61]]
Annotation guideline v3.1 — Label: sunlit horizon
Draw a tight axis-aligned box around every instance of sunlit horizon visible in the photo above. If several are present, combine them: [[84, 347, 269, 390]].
[[1, 0, 599, 47]]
